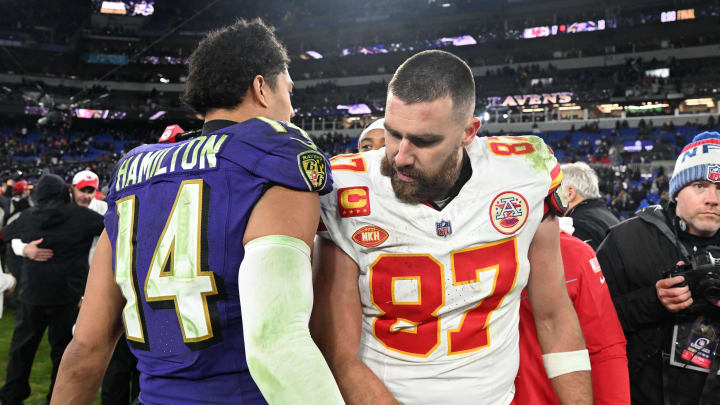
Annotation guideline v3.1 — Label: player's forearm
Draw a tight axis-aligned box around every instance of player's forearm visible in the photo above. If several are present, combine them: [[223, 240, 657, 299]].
[[240, 235, 343, 405], [245, 330, 345, 405], [330, 356, 399, 405], [549, 370, 593, 405], [535, 307, 592, 405], [534, 306, 587, 353], [50, 339, 111, 405]]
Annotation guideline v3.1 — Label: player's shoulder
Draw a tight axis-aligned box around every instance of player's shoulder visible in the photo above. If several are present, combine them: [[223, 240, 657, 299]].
[[328, 148, 383, 188], [227, 117, 320, 153], [474, 135, 556, 166], [473, 135, 561, 187]]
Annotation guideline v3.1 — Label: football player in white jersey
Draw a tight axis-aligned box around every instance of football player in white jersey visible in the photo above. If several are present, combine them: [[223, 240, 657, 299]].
[[311, 50, 592, 405]]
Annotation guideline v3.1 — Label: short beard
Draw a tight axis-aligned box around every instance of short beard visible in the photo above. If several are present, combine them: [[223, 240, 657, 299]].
[[380, 150, 461, 204]]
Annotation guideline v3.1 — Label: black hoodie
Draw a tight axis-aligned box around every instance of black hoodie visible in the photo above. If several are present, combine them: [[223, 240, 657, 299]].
[[2, 174, 104, 305]]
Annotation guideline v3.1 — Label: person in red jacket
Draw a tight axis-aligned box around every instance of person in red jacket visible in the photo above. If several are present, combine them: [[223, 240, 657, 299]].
[[515, 216, 630, 405]]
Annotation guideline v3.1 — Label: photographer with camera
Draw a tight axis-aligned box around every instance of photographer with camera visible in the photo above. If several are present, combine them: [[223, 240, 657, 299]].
[[597, 131, 720, 405]]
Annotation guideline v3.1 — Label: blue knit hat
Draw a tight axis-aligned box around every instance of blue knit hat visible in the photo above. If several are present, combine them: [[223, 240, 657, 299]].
[[669, 131, 720, 200]]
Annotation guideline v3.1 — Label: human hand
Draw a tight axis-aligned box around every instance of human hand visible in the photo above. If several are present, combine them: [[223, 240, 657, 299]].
[[656, 275, 693, 312], [23, 238, 54, 262]]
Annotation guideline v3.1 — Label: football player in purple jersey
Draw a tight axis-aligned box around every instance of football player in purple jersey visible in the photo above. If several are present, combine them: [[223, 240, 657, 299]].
[[51, 18, 343, 405]]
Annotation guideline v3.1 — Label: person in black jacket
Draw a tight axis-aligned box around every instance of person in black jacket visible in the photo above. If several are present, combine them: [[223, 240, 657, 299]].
[[562, 161, 620, 250], [0, 174, 104, 405], [596, 132, 720, 405]]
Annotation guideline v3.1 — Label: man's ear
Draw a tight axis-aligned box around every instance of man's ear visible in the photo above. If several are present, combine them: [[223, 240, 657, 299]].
[[567, 185, 578, 203], [251, 74, 269, 108], [462, 117, 481, 147]]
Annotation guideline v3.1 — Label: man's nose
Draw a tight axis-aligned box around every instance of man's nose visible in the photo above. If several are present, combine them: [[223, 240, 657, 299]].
[[706, 184, 720, 205], [394, 138, 414, 168]]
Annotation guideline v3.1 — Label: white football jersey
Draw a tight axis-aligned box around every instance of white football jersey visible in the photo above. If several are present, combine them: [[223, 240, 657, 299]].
[[319, 136, 561, 405]]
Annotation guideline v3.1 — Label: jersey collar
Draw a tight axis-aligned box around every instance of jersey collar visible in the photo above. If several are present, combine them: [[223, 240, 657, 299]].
[[202, 120, 238, 136]]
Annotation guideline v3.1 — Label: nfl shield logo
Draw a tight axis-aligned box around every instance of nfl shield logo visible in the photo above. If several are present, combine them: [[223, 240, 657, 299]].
[[436, 220, 452, 237], [707, 164, 720, 182]]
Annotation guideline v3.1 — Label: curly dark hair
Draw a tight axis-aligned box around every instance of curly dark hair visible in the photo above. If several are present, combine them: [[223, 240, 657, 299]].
[[183, 18, 290, 115]]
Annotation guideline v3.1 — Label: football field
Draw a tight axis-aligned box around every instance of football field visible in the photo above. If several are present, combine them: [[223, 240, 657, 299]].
[[0, 308, 101, 405]]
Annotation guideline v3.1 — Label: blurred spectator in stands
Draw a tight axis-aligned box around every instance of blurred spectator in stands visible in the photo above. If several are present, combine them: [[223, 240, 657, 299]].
[[562, 162, 620, 250], [611, 190, 634, 218], [357, 118, 385, 152], [0, 174, 103, 405]]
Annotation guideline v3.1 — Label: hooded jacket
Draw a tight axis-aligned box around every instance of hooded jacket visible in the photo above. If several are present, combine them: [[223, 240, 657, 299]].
[[2, 174, 104, 305]]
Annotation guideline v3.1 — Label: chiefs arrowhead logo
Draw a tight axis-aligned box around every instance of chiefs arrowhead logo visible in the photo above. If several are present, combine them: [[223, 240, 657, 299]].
[[352, 225, 388, 247]]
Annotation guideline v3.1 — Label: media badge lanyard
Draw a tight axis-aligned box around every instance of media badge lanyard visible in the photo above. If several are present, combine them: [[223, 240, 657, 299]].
[[665, 318, 720, 405], [662, 214, 720, 404]]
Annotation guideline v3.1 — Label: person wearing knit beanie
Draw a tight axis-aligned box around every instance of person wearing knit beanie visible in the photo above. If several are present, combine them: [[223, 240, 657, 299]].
[[669, 131, 720, 200], [669, 131, 720, 238], [595, 130, 720, 405]]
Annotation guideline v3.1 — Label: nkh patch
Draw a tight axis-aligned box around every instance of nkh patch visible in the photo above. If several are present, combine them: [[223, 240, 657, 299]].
[[338, 186, 370, 218], [297, 151, 327, 191], [589, 257, 602, 273], [352, 225, 389, 247], [436, 220, 452, 237], [490, 191, 529, 235], [707, 164, 720, 182]]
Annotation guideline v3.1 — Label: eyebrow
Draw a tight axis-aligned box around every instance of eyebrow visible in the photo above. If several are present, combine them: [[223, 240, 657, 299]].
[[383, 123, 444, 142]]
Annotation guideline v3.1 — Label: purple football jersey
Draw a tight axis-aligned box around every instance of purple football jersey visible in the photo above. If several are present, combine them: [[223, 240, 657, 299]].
[[104, 118, 332, 405]]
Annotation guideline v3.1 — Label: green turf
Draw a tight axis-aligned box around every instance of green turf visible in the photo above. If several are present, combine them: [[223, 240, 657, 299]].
[[0, 308, 101, 405]]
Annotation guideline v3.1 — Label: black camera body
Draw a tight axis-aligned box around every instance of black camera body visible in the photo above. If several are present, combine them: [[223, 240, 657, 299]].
[[665, 247, 720, 304]]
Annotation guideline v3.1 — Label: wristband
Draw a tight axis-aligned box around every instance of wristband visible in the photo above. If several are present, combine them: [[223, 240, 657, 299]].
[[542, 349, 591, 378]]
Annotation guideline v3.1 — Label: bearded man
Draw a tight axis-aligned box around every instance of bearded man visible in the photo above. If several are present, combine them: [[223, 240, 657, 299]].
[[311, 50, 592, 405]]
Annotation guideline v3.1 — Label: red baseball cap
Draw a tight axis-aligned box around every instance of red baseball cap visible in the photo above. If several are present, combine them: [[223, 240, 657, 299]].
[[72, 170, 99, 191], [13, 180, 28, 194]]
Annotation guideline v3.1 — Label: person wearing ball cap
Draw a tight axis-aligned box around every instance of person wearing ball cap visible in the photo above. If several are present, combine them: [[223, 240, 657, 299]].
[[596, 131, 720, 405], [71, 170, 106, 214]]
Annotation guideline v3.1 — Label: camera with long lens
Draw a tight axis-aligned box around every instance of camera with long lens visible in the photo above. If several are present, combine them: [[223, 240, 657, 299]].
[[665, 247, 720, 305]]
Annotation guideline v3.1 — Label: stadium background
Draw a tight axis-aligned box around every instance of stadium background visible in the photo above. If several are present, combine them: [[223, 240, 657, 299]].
[[0, 0, 718, 402]]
